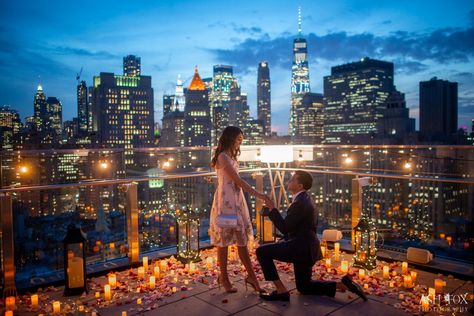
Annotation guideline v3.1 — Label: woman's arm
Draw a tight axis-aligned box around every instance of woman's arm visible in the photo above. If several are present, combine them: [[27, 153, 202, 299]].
[[217, 154, 265, 199]]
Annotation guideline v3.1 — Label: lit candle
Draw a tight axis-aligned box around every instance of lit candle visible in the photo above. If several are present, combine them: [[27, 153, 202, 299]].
[[137, 298, 142, 305], [138, 266, 145, 279], [321, 246, 326, 258], [410, 271, 417, 284], [92, 312, 97, 316], [154, 265, 160, 279], [383, 265, 390, 279], [404, 275, 413, 288], [184, 279, 189, 285], [53, 301, 61, 314], [143, 257, 149, 271], [108, 273, 117, 288], [189, 262, 196, 273], [172, 286, 177, 293], [149, 276, 156, 290], [392, 270, 397, 277], [428, 287, 435, 297], [434, 279, 445, 293], [122, 312, 127, 316], [5, 296, 15, 311], [421, 295, 430, 311], [31, 294, 39, 309], [5, 311, 12, 316], [95, 291, 100, 298], [104, 284, 111, 300], [79, 305, 84, 312], [334, 242, 340, 261], [402, 262, 408, 274], [325, 258, 332, 268], [340, 260, 348, 273], [364, 283, 369, 289], [439, 233, 445, 239], [359, 269, 366, 278], [173, 276, 178, 283], [389, 281, 394, 288]]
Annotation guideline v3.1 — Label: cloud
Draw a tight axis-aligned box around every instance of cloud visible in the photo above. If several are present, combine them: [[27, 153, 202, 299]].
[[208, 22, 474, 75], [455, 72, 473, 78], [51, 46, 117, 59], [232, 25, 262, 35]]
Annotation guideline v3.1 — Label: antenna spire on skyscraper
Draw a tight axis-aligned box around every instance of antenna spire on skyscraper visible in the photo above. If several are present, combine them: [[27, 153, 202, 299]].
[[298, 6, 302, 36]]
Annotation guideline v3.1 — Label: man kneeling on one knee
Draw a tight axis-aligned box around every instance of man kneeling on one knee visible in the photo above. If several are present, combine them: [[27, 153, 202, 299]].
[[257, 170, 367, 302]]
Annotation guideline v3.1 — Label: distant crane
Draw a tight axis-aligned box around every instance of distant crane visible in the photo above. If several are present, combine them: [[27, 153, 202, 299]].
[[76, 67, 83, 85]]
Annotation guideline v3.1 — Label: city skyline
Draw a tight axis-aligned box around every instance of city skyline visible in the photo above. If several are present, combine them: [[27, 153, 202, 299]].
[[1, 0, 473, 134]]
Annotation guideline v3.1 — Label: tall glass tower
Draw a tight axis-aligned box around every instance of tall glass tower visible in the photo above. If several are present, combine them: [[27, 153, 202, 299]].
[[77, 80, 88, 135], [289, 7, 310, 137], [257, 61, 271, 137]]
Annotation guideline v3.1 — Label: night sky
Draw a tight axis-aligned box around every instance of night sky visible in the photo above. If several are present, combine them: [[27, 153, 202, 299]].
[[1, 0, 473, 134]]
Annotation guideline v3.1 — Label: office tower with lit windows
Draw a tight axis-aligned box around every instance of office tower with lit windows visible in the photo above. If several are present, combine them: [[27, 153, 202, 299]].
[[245, 119, 264, 145], [228, 81, 249, 129], [257, 61, 271, 136], [289, 8, 310, 137], [212, 65, 234, 143], [184, 67, 211, 147], [77, 80, 88, 135], [90, 56, 154, 166], [323, 57, 395, 143], [295, 92, 324, 143], [123, 55, 141, 77], [174, 74, 185, 111], [377, 90, 415, 141], [163, 94, 175, 116], [45, 97, 63, 136], [33, 85, 47, 131], [420, 77, 458, 141]]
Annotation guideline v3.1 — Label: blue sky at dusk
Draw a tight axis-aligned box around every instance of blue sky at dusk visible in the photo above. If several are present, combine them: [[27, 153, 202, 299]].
[[1, 0, 473, 134]]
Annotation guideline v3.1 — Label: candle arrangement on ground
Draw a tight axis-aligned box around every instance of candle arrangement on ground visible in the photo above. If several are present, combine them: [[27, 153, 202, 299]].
[[5, 241, 469, 315]]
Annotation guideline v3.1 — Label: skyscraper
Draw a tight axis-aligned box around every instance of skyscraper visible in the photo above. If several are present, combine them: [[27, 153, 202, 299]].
[[184, 67, 211, 147], [419, 77, 458, 140], [45, 97, 63, 135], [212, 65, 234, 143], [174, 74, 185, 112], [33, 84, 47, 131], [77, 80, 88, 135], [377, 90, 415, 141], [228, 81, 249, 129], [295, 93, 324, 143], [257, 61, 271, 137], [289, 7, 310, 137], [90, 56, 154, 166], [163, 94, 175, 116], [123, 55, 141, 77], [323, 57, 395, 143]]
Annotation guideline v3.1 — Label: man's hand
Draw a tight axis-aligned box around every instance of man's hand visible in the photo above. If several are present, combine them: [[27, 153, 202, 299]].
[[261, 206, 271, 216], [264, 195, 275, 210]]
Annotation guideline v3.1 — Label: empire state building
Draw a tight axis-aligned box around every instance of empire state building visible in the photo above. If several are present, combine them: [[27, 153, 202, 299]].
[[289, 7, 310, 137]]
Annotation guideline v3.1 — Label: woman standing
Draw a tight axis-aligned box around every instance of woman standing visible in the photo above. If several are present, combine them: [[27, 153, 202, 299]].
[[210, 126, 268, 293]]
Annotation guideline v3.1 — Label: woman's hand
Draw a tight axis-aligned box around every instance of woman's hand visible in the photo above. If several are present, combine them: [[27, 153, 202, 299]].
[[264, 195, 275, 209]]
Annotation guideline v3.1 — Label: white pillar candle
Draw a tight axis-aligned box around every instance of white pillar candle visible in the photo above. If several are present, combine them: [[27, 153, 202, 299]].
[[137, 298, 142, 305], [184, 279, 189, 285], [160, 260, 167, 272], [104, 284, 111, 300], [359, 269, 365, 278], [5, 311, 13, 316], [122, 312, 127, 316], [402, 262, 408, 274], [334, 242, 340, 261], [31, 294, 38, 309], [383, 265, 390, 279], [143, 257, 148, 271], [138, 267, 145, 279], [434, 279, 445, 293], [108, 273, 117, 288], [53, 301, 61, 314], [172, 286, 177, 293], [189, 262, 196, 273], [404, 275, 413, 288], [206, 257, 213, 268], [340, 260, 348, 273], [149, 276, 156, 290], [325, 258, 332, 268], [410, 271, 417, 284], [154, 265, 160, 279]]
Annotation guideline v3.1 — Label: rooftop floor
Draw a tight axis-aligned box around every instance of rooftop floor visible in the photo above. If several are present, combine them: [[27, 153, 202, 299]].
[[6, 247, 473, 316]]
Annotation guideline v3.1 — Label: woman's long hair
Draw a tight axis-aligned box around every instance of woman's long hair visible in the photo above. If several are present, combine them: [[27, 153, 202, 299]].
[[211, 126, 243, 168]]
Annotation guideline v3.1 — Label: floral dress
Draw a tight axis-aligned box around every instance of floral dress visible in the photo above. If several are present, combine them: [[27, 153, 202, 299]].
[[209, 152, 254, 247]]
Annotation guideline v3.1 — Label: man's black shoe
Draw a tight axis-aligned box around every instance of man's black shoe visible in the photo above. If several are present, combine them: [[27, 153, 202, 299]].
[[342, 275, 368, 301], [259, 290, 290, 302]]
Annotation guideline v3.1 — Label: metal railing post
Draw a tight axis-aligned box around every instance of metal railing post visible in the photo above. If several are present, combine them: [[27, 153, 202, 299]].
[[1, 192, 16, 296], [351, 177, 371, 250]]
